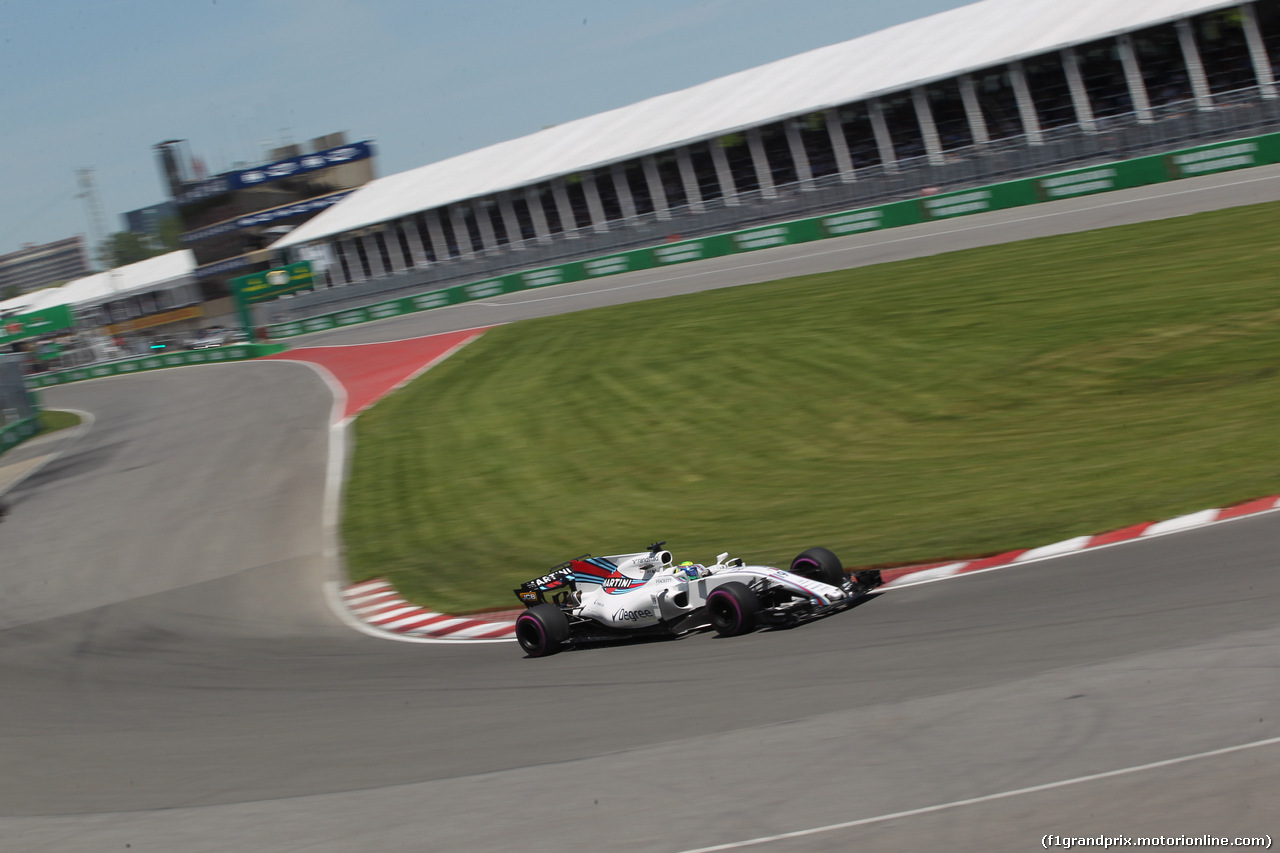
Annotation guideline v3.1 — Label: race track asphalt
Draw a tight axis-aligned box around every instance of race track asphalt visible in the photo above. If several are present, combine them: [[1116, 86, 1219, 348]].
[[1, 165, 1278, 852]]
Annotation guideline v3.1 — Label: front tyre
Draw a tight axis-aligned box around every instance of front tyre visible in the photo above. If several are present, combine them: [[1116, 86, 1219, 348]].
[[790, 546, 844, 587], [515, 603, 570, 657], [706, 582, 759, 637]]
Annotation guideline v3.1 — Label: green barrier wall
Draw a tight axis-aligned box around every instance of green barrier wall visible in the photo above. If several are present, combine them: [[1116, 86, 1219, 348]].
[[0, 415, 40, 456], [265, 129, 1280, 340], [24, 343, 287, 390], [1165, 135, 1280, 178]]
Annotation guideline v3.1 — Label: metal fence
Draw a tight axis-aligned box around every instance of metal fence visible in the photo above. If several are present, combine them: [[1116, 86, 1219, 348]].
[[0, 354, 37, 428], [264, 86, 1280, 324]]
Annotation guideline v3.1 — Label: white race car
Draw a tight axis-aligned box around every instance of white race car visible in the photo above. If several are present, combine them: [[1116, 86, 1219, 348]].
[[513, 542, 882, 656]]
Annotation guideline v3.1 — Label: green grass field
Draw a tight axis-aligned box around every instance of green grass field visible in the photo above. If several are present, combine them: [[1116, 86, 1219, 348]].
[[343, 201, 1280, 613], [38, 410, 81, 435]]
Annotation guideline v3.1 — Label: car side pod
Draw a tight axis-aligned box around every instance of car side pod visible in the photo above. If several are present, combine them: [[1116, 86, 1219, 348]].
[[515, 603, 571, 657], [706, 581, 759, 637]]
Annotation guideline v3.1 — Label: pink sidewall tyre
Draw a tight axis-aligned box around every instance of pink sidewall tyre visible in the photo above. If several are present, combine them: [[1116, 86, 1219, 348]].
[[706, 581, 759, 637]]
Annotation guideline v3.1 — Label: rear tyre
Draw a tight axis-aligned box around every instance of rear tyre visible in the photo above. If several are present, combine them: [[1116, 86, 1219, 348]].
[[706, 581, 759, 637], [515, 604, 570, 657], [789, 546, 844, 587]]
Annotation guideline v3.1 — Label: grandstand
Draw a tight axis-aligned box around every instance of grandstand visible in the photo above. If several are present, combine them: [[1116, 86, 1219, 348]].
[[265, 0, 1280, 320]]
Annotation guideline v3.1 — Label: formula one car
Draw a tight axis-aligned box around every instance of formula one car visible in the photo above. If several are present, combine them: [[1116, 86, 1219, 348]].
[[513, 542, 882, 656]]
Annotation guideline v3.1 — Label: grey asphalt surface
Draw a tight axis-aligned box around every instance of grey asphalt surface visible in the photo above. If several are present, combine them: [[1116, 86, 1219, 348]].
[[2, 166, 1279, 851]]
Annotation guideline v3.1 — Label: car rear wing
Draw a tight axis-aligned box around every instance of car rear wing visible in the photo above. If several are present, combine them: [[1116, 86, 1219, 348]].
[[513, 561, 579, 607]]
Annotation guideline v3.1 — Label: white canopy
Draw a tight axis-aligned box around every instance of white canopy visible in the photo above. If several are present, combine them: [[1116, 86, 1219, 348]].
[[6, 250, 195, 313], [272, 0, 1238, 251]]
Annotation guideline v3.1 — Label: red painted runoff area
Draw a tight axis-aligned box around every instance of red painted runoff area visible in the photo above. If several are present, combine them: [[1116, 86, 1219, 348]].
[[263, 329, 487, 421]]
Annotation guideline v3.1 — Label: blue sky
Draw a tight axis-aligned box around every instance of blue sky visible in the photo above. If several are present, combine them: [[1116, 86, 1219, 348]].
[[0, 0, 973, 257]]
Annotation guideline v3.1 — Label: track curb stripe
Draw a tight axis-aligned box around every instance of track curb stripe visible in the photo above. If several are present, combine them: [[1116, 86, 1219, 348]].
[[881, 495, 1280, 589], [341, 583, 519, 640], [340, 501, 1280, 640]]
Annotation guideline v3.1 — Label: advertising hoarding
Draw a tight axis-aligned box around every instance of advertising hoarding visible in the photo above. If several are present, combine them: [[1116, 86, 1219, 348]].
[[231, 262, 315, 305], [0, 304, 74, 346]]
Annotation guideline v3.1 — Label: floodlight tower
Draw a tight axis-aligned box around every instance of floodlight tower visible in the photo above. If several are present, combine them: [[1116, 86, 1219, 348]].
[[75, 167, 111, 270]]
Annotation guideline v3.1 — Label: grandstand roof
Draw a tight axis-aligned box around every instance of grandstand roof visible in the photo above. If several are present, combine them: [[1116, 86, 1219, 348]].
[[272, 0, 1238, 250], [11, 250, 195, 313]]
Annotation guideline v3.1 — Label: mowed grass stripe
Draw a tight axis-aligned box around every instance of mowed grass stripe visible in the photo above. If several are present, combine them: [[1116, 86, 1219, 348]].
[[344, 201, 1280, 613]]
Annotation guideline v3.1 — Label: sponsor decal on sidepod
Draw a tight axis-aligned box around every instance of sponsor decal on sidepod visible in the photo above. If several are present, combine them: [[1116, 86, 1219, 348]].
[[613, 608, 654, 623]]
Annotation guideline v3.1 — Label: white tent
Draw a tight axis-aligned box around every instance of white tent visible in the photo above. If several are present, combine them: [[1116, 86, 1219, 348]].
[[271, 0, 1239, 251], [7, 250, 195, 313]]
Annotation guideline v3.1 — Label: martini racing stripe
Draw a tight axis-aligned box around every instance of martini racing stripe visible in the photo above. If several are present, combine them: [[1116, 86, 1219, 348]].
[[569, 557, 617, 585], [602, 575, 649, 594]]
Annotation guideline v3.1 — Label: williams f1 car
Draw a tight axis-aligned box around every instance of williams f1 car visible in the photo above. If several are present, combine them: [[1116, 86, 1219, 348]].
[[513, 542, 882, 656]]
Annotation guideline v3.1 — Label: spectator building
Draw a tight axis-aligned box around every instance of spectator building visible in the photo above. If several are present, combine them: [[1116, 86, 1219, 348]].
[[156, 133, 375, 307], [9, 250, 200, 347], [1, 250, 203, 367], [0, 237, 92, 298], [265, 0, 1280, 321]]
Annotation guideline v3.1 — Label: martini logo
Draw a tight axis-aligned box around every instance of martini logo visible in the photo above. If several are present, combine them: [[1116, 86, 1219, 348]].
[[602, 573, 646, 594]]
